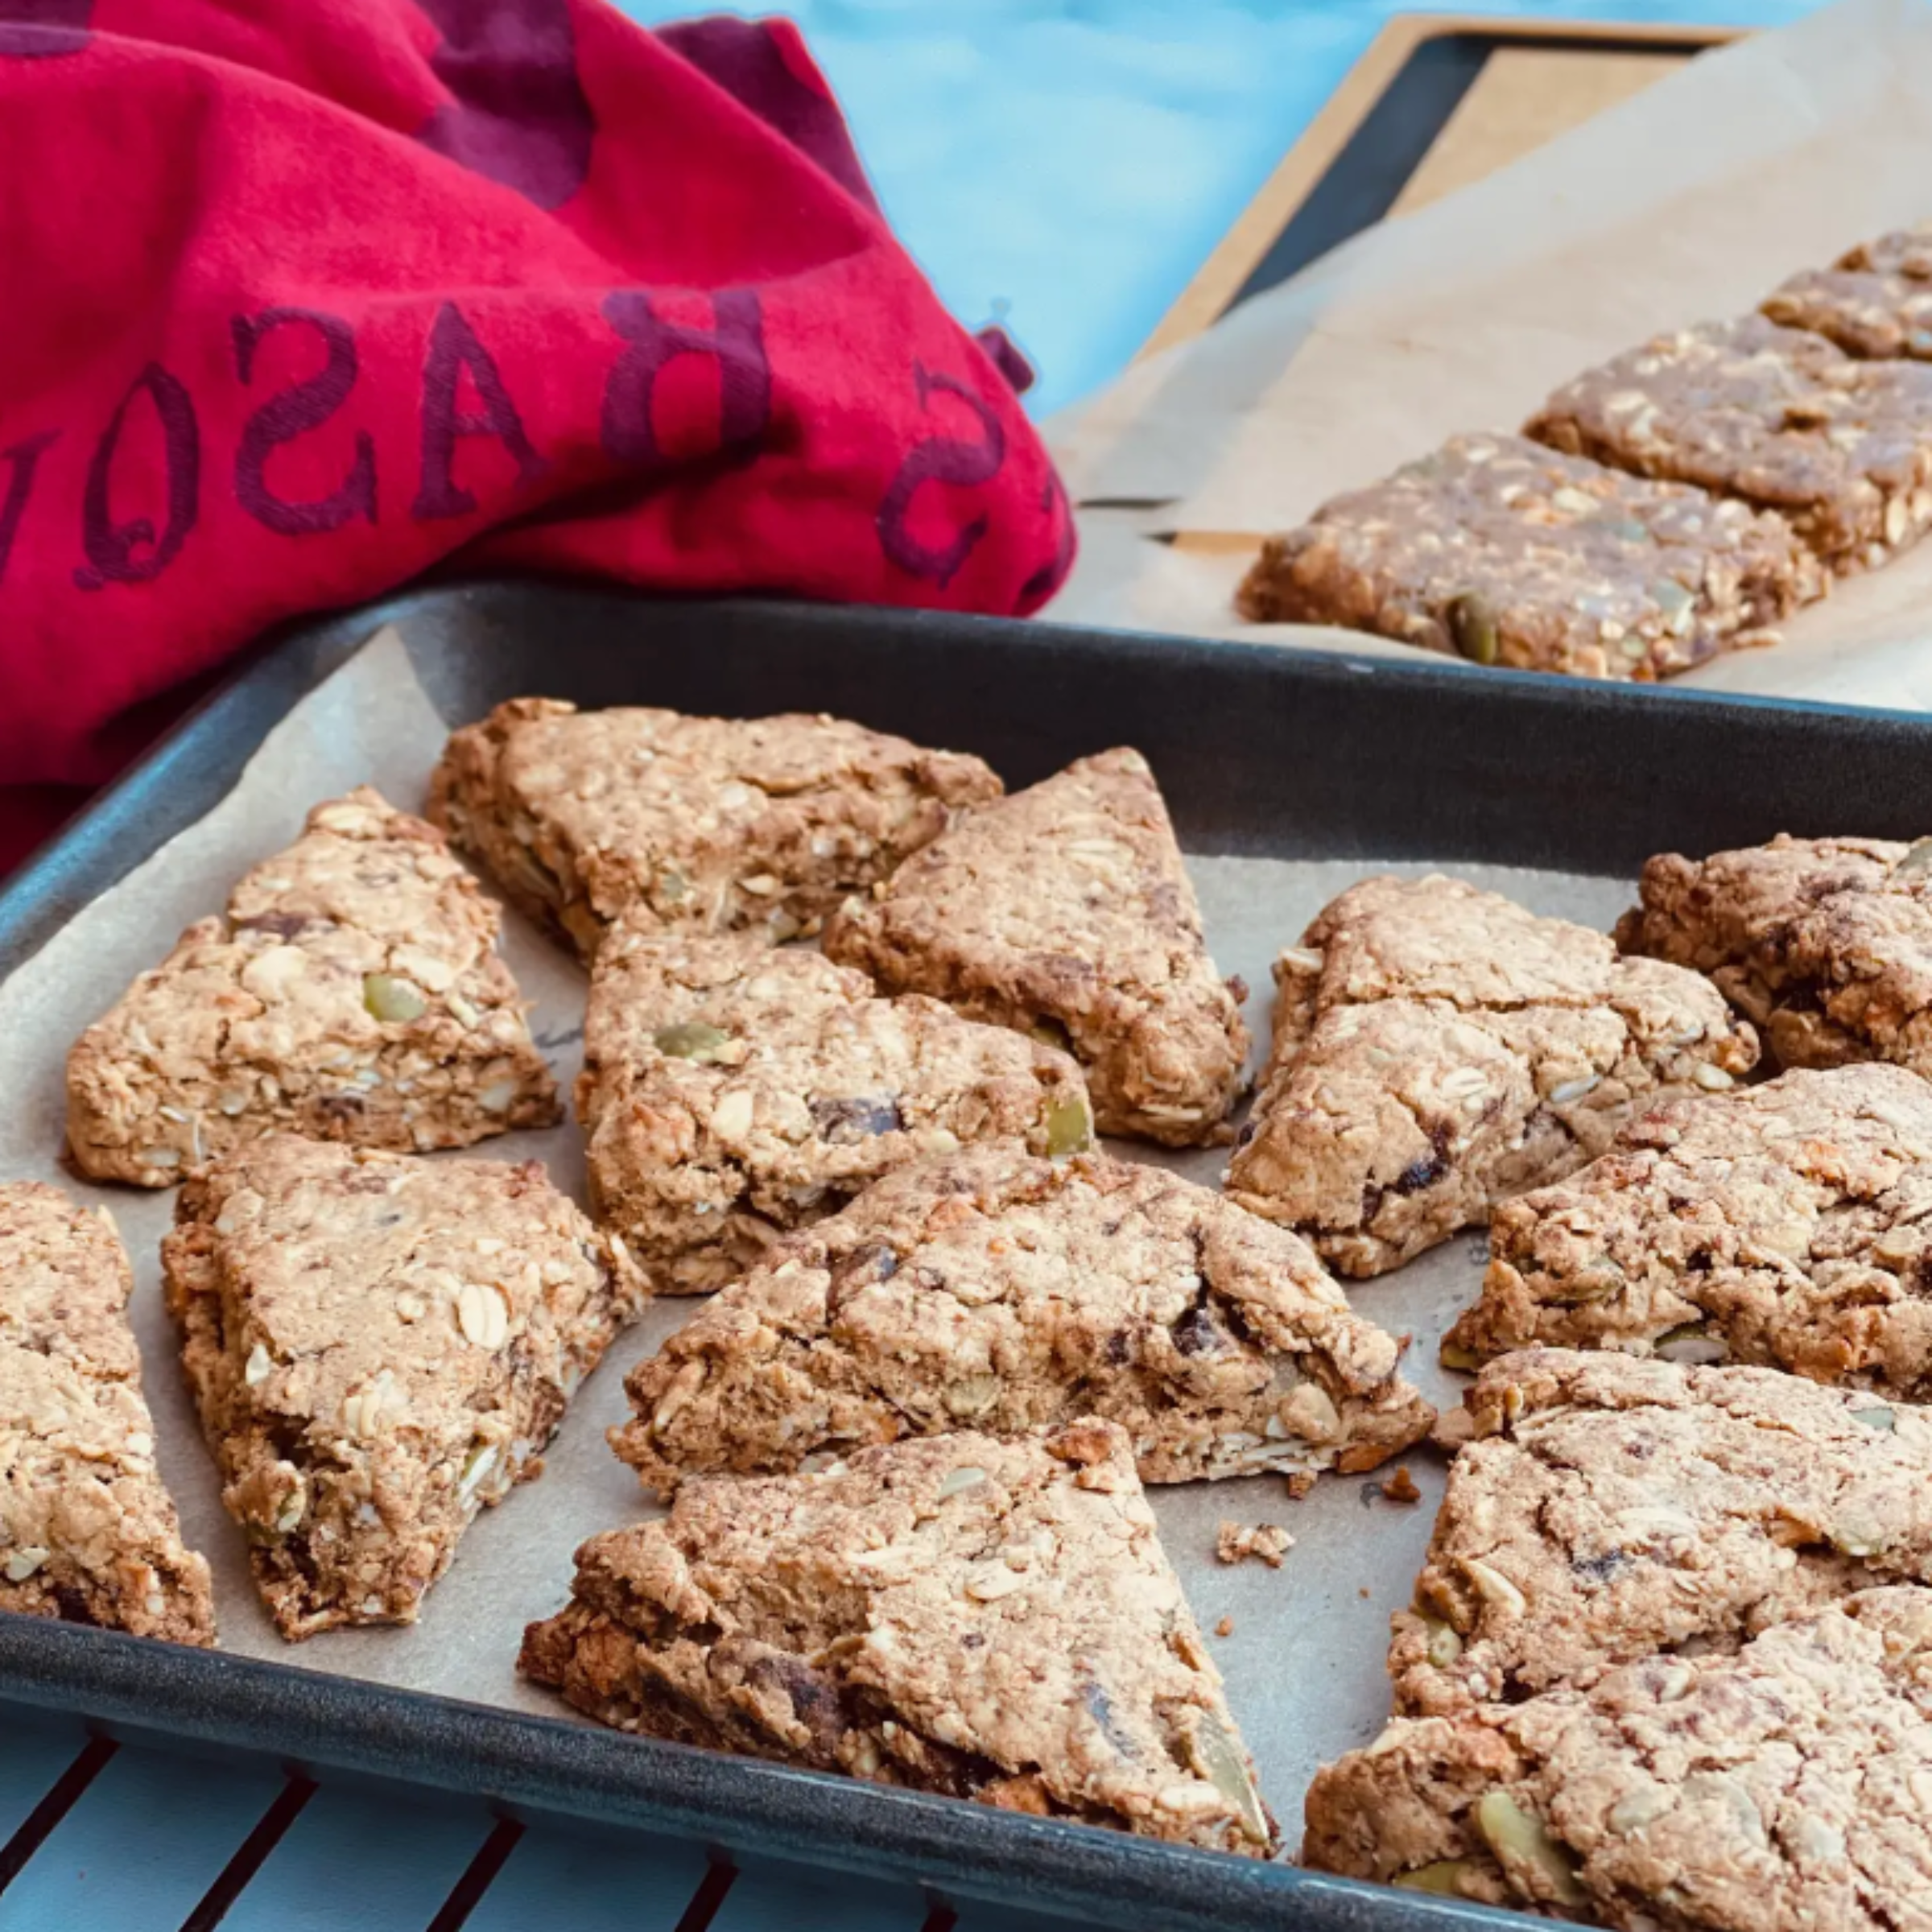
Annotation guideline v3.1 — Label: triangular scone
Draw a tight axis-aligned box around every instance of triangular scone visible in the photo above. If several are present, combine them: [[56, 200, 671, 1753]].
[[824, 749, 1247, 1146], [1225, 875, 1757, 1276], [428, 699, 1002, 960], [1392, 1349, 1932, 1719], [579, 929, 1092, 1294], [1307, 1589, 1932, 1923], [67, 789, 559, 1187], [523, 1420, 1278, 1856], [613, 1145, 1432, 1492], [164, 1136, 646, 1639], [1446, 1063, 1932, 1389], [0, 1183, 214, 1645]]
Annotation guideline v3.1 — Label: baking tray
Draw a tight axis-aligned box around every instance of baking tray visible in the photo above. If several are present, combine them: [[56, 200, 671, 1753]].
[[1137, 13, 1740, 364], [4, 583, 1931, 1932]]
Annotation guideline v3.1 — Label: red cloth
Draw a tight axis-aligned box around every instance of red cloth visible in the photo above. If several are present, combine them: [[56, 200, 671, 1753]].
[[0, 0, 1074, 874]]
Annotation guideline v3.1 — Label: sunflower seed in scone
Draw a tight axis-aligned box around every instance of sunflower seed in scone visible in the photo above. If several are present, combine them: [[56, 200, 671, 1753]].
[[1525, 315, 1932, 573], [0, 1183, 214, 1645], [611, 1145, 1432, 1493], [427, 698, 1001, 960], [578, 930, 1092, 1294], [1443, 1064, 1932, 1394], [1615, 832, 1932, 1075], [1392, 1348, 1932, 1718], [163, 1135, 646, 1639], [823, 749, 1248, 1147], [1306, 1588, 1932, 1929], [1224, 875, 1757, 1278], [522, 1419, 1278, 1856], [1236, 431, 1818, 680], [66, 787, 558, 1187]]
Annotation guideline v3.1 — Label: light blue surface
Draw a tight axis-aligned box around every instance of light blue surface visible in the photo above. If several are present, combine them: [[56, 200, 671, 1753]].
[[0, 3, 1843, 1925]]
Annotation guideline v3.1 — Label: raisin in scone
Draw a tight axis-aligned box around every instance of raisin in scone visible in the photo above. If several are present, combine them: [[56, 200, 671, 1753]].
[[67, 788, 558, 1186], [163, 1135, 646, 1638], [1224, 875, 1757, 1277], [1445, 1064, 1932, 1393], [612, 1146, 1433, 1492], [824, 749, 1248, 1147], [579, 930, 1092, 1294], [1306, 1589, 1932, 1929], [0, 1183, 214, 1645], [428, 699, 1001, 960], [1393, 1348, 1932, 1718], [523, 1421, 1278, 1855]]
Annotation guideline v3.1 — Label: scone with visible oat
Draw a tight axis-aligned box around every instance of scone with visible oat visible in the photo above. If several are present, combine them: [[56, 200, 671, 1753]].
[[824, 749, 1248, 1146], [66, 788, 558, 1187], [1616, 832, 1932, 1075], [0, 1183, 214, 1645], [1224, 875, 1757, 1278], [1306, 1588, 1932, 1927], [428, 699, 1001, 960], [1392, 1348, 1932, 1718], [163, 1135, 646, 1639], [1444, 1064, 1932, 1390], [578, 930, 1092, 1294], [611, 1146, 1433, 1492], [522, 1420, 1278, 1856]]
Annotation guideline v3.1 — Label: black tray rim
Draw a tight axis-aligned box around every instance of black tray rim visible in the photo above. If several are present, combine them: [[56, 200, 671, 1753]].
[[6, 582, 1932, 1932]]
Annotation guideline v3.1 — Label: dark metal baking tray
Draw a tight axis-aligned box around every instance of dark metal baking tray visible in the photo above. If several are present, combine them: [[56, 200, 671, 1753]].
[[2, 581, 1928, 1932]]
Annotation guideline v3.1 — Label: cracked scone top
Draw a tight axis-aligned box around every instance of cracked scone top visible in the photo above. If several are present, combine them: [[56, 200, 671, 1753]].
[[523, 1420, 1278, 1856], [1224, 874, 1758, 1277], [613, 1145, 1433, 1493], [0, 1183, 214, 1645], [578, 930, 1092, 1294], [427, 698, 1001, 960], [66, 787, 559, 1187], [1447, 1063, 1932, 1393], [823, 748, 1248, 1146], [1616, 832, 1932, 1077], [1305, 1588, 1932, 1928], [163, 1135, 646, 1639], [1392, 1348, 1932, 1719]]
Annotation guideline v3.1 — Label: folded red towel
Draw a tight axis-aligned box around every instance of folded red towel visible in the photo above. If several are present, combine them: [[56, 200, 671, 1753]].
[[0, 0, 1073, 873]]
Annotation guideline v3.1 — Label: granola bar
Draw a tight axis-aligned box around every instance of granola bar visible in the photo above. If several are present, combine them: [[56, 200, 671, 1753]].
[[1224, 876, 1758, 1278], [579, 931, 1092, 1294], [66, 788, 559, 1187], [1525, 314, 1932, 572], [1235, 432, 1819, 679], [610, 1146, 1433, 1492], [1304, 1588, 1932, 1927], [1615, 832, 1932, 1075], [0, 1183, 213, 1645], [522, 1420, 1278, 1855], [1443, 1064, 1932, 1392], [1762, 266, 1932, 361], [428, 699, 1001, 960], [1392, 1348, 1932, 1719], [1841, 218, 1932, 279], [163, 1134, 646, 1638], [824, 749, 1249, 1146]]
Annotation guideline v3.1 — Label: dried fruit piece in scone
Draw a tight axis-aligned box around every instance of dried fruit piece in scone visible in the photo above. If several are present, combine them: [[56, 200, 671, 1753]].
[[1306, 1589, 1932, 1928], [0, 1183, 214, 1645], [427, 698, 1001, 960], [1224, 874, 1757, 1278], [67, 787, 558, 1187], [578, 930, 1092, 1294], [1392, 1348, 1932, 1718], [1444, 1064, 1932, 1397], [1615, 831, 1932, 1075], [523, 1420, 1278, 1855], [824, 748, 1248, 1146], [611, 1145, 1432, 1491], [163, 1135, 646, 1639]]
